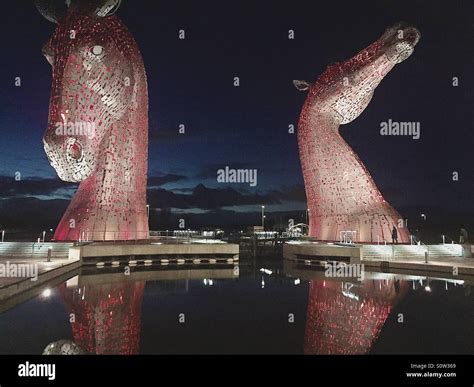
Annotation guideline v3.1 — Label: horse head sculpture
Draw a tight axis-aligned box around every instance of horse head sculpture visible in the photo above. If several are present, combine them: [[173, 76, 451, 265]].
[[36, 0, 149, 241], [294, 23, 420, 242]]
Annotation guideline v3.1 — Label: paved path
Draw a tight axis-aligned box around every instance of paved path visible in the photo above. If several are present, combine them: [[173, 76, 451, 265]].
[[0, 257, 80, 302]]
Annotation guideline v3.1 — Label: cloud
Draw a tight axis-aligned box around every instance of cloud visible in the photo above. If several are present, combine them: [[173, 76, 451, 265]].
[[148, 183, 282, 209], [148, 127, 200, 143], [271, 184, 306, 202], [195, 163, 254, 179], [0, 177, 308, 230], [0, 197, 69, 229], [147, 174, 187, 186], [0, 174, 188, 199], [147, 183, 306, 210], [0, 176, 75, 198]]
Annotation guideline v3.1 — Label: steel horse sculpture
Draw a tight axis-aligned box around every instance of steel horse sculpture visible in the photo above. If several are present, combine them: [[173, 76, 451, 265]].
[[294, 23, 420, 243], [36, 0, 149, 241]]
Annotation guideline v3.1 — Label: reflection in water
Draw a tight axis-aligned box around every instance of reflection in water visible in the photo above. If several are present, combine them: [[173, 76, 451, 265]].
[[43, 340, 86, 355], [304, 279, 408, 354], [13, 269, 463, 354], [60, 281, 145, 354]]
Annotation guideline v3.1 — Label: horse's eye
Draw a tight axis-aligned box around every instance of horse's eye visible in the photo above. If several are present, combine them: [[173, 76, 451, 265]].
[[91, 45, 104, 56]]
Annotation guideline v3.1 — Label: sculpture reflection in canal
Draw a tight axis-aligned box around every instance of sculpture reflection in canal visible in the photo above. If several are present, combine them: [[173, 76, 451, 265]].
[[304, 279, 408, 354], [53, 272, 408, 354], [54, 266, 237, 354], [60, 281, 145, 354]]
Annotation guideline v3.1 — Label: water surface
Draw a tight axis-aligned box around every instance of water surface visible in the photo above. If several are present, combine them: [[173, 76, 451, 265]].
[[0, 260, 472, 354]]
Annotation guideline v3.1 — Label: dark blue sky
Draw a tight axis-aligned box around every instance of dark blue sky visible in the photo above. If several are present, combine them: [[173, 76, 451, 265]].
[[0, 0, 472, 231]]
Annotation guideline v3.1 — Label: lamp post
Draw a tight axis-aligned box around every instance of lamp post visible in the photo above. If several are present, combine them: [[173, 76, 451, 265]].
[[261, 206, 265, 229], [146, 205, 150, 238], [306, 208, 309, 225], [420, 214, 426, 244]]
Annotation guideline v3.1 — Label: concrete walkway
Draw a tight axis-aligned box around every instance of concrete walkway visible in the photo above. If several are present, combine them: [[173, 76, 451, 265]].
[[0, 256, 80, 302]]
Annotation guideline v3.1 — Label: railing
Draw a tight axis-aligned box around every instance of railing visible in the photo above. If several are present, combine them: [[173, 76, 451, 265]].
[[0, 230, 53, 243], [171, 230, 200, 238], [0, 229, 230, 243], [150, 230, 225, 239], [376, 235, 389, 245], [78, 230, 150, 242], [441, 234, 456, 244], [362, 242, 464, 261], [254, 231, 278, 240], [281, 230, 303, 238]]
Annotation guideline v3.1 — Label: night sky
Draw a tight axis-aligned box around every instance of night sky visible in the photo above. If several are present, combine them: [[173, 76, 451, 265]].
[[0, 0, 472, 234]]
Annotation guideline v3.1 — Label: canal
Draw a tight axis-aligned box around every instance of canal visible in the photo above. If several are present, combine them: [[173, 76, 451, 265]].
[[0, 257, 472, 354]]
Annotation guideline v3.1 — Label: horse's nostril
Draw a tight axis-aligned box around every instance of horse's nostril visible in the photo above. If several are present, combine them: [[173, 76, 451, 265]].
[[404, 28, 420, 45]]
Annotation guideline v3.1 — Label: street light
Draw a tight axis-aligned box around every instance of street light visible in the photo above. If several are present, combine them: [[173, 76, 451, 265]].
[[421, 213, 426, 221], [261, 205, 265, 229], [146, 205, 151, 238]]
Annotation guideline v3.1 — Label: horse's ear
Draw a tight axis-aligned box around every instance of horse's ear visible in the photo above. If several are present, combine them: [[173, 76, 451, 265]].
[[34, 0, 69, 24], [94, 0, 122, 17], [293, 80, 310, 91]]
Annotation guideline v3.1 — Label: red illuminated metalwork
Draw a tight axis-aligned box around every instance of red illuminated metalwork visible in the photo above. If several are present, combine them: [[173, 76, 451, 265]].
[[294, 23, 420, 242], [36, 0, 149, 240], [304, 279, 408, 354], [60, 281, 145, 354]]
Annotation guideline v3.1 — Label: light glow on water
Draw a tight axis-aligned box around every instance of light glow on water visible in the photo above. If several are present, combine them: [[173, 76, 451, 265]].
[[41, 288, 52, 298]]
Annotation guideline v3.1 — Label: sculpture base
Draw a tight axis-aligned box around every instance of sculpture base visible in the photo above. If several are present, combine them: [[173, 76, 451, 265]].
[[68, 238, 240, 265]]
